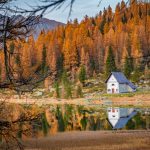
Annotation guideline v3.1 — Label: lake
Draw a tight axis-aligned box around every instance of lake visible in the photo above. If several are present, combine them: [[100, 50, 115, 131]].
[[0, 104, 150, 149], [30, 105, 150, 137]]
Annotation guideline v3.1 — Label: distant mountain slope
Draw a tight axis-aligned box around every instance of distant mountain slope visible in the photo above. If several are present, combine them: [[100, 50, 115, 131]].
[[0, 15, 65, 39], [33, 17, 65, 38]]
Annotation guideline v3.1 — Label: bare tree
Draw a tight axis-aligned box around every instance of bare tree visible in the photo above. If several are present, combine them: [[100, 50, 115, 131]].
[[0, 0, 52, 93], [0, 102, 43, 150], [0, 2, 49, 147]]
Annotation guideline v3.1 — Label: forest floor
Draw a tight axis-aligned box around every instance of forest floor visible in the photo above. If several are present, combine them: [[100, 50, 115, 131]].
[[0, 91, 150, 107], [25, 130, 150, 150]]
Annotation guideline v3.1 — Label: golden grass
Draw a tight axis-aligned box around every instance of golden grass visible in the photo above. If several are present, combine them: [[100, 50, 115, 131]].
[[24, 131, 150, 150]]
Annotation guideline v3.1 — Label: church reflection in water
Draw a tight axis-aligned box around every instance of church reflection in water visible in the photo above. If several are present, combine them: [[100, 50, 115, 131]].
[[107, 107, 137, 129]]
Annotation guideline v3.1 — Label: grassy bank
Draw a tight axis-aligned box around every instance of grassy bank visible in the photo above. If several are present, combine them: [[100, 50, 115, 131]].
[[101, 90, 150, 98], [25, 131, 150, 150]]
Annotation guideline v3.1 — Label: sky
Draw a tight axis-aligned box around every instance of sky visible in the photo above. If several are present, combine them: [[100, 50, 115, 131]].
[[14, 0, 128, 23]]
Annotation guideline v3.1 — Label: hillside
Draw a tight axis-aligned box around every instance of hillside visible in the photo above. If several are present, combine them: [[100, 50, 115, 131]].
[[0, 1, 149, 97]]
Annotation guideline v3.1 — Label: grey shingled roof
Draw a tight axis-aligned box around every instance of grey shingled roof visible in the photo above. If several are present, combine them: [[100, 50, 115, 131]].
[[113, 111, 137, 129], [106, 72, 136, 90]]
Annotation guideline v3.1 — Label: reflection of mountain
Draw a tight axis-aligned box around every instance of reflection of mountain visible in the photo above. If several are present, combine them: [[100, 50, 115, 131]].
[[107, 107, 137, 129]]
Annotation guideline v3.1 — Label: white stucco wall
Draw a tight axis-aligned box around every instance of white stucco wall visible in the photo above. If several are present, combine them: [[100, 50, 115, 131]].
[[107, 75, 119, 94], [127, 85, 136, 92], [107, 107, 120, 127], [120, 84, 136, 93], [119, 84, 128, 93], [107, 107, 134, 128]]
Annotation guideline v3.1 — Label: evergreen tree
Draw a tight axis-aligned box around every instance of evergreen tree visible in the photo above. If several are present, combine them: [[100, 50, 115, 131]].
[[41, 44, 47, 73], [80, 114, 88, 130], [105, 46, 117, 77], [124, 56, 134, 78], [54, 81, 60, 98], [76, 85, 83, 98], [56, 54, 64, 78], [56, 106, 65, 131], [41, 113, 49, 136], [131, 67, 141, 83], [78, 65, 86, 85], [62, 70, 68, 86], [61, 71, 72, 99], [65, 83, 72, 99], [126, 119, 135, 129]]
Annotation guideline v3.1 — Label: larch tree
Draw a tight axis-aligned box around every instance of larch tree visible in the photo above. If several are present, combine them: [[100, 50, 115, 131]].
[[41, 44, 48, 74], [28, 35, 37, 67], [63, 38, 78, 73], [51, 52, 57, 80]]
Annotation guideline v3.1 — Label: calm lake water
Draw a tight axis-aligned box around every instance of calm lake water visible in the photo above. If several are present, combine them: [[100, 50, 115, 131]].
[[0, 104, 150, 150], [25, 105, 150, 138]]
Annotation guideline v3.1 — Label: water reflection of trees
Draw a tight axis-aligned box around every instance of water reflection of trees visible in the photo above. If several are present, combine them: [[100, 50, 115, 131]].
[[0, 103, 43, 149], [126, 112, 150, 130], [48, 105, 111, 131], [0, 104, 149, 149], [46, 105, 150, 132]]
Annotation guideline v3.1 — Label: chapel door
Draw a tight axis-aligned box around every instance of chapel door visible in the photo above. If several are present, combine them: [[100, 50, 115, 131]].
[[112, 88, 115, 93]]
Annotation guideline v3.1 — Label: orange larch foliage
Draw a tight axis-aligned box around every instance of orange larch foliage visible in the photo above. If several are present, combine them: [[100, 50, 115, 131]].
[[1, 1, 149, 82]]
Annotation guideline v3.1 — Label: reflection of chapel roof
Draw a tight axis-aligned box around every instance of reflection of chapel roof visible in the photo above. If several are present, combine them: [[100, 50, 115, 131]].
[[105, 72, 136, 90], [112, 111, 137, 129]]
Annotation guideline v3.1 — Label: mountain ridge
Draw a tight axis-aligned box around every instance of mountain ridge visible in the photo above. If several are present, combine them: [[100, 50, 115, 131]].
[[0, 14, 65, 39], [33, 17, 65, 38]]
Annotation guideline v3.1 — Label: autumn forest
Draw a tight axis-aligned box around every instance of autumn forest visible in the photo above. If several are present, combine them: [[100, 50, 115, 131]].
[[0, 1, 150, 90]]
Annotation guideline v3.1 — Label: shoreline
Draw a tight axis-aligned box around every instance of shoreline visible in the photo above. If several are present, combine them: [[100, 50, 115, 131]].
[[0, 92, 150, 107]]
